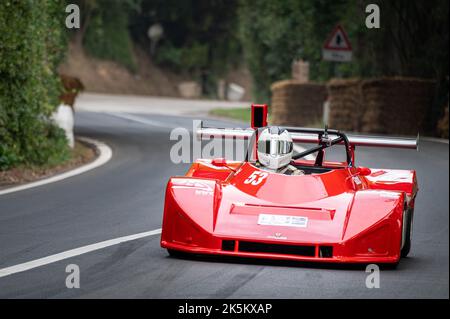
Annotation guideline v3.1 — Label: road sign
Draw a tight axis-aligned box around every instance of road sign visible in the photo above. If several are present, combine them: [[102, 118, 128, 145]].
[[322, 24, 352, 62]]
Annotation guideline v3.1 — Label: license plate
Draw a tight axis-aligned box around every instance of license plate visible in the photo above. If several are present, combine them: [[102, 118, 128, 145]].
[[258, 214, 308, 228]]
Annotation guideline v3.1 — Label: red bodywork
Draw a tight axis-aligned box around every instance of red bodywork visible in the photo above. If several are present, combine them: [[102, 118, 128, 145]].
[[161, 157, 418, 264]]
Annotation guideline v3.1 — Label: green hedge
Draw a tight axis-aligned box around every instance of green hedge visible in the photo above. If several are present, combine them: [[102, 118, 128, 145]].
[[0, 0, 69, 170]]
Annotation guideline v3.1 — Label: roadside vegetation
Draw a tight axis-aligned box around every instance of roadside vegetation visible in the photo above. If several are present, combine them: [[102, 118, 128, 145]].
[[0, 0, 69, 170], [209, 108, 251, 123], [0, 141, 96, 188]]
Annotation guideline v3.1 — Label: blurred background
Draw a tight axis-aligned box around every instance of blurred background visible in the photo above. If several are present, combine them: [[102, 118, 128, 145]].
[[0, 0, 449, 173]]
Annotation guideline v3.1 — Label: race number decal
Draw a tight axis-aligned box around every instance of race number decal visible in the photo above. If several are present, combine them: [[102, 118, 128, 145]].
[[244, 171, 268, 186]]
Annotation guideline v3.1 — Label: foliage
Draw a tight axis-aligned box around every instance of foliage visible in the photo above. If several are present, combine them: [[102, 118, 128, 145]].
[[356, 0, 449, 131], [156, 42, 209, 72], [83, 0, 138, 71], [0, 0, 70, 170], [239, 0, 353, 102], [130, 0, 242, 96], [238, 0, 449, 110]]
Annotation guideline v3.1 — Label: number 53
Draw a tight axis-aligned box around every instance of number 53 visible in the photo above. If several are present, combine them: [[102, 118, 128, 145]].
[[244, 171, 268, 185]]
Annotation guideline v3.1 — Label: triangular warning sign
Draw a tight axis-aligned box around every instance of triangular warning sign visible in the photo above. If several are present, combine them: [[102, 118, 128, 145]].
[[323, 25, 352, 51]]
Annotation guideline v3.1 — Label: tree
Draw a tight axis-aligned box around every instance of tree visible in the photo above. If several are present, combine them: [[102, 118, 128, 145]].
[[130, 0, 242, 95], [238, 0, 348, 102], [238, 0, 449, 129]]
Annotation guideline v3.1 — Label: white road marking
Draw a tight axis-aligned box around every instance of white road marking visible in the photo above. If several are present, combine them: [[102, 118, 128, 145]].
[[0, 228, 162, 278], [107, 112, 172, 128], [0, 137, 112, 196]]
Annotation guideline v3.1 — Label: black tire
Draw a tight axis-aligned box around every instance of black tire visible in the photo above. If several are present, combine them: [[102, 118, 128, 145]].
[[401, 208, 414, 258], [167, 249, 183, 258], [381, 262, 399, 270]]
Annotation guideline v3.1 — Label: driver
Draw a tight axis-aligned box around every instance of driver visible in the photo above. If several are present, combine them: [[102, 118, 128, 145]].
[[256, 127, 304, 175]]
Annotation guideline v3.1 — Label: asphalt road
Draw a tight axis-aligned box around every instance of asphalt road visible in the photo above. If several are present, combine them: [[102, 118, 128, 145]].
[[0, 111, 448, 298]]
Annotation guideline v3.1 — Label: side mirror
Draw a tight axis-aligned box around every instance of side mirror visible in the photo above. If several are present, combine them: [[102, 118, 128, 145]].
[[357, 167, 372, 176], [211, 158, 227, 167]]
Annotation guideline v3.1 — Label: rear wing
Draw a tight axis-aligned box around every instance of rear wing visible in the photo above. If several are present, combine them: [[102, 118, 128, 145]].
[[198, 104, 418, 150], [197, 127, 418, 150]]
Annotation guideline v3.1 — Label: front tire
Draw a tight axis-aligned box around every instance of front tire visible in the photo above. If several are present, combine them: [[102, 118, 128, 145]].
[[167, 249, 184, 258], [401, 208, 414, 258]]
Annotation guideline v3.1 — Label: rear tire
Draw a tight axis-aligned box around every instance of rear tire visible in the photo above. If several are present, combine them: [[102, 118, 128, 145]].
[[401, 208, 414, 258]]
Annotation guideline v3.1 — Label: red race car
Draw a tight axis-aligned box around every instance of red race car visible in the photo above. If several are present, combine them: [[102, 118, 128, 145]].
[[161, 104, 418, 265]]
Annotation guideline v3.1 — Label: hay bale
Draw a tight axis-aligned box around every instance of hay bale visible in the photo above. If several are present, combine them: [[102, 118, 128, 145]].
[[327, 78, 362, 131], [327, 77, 435, 135], [361, 77, 435, 135], [270, 80, 327, 127]]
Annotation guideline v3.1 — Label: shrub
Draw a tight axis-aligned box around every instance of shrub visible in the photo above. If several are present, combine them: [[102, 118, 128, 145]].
[[156, 42, 209, 72], [0, 0, 69, 170]]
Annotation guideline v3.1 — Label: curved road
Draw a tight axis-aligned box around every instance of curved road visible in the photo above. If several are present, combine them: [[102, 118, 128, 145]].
[[0, 111, 448, 298]]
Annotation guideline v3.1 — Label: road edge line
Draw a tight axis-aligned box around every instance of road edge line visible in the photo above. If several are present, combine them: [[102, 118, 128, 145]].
[[0, 229, 162, 278], [0, 137, 112, 196]]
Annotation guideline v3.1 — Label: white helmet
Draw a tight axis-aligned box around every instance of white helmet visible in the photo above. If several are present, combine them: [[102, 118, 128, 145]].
[[257, 127, 293, 170]]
